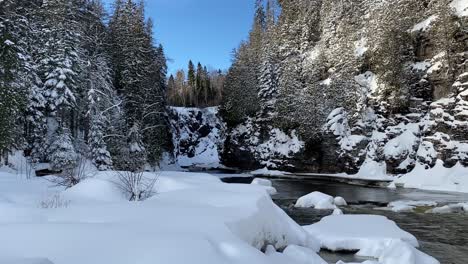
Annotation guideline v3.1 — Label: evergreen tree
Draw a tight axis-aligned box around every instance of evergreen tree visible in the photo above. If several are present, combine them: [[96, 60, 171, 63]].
[[0, 2, 27, 164]]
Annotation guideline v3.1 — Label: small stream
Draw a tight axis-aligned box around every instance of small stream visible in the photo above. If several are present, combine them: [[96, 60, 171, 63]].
[[271, 179, 468, 264]]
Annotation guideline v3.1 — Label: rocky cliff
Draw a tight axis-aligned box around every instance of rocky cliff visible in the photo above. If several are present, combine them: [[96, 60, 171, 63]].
[[220, 0, 468, 175]]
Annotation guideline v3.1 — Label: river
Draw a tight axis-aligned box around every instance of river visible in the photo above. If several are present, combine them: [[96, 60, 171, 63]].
[[222, 176, 468, 264]]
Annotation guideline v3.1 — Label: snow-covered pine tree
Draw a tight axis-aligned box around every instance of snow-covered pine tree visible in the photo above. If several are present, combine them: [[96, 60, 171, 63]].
[[258, 0, 279, 120], [0, 0, 31, 164], [125, 122, 147, 172], [48, 129, 78, 172]]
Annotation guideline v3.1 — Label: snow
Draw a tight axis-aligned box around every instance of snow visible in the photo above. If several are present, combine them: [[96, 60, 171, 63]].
[[304, 215, 439, 264], [251, 178, 273, 187], [251, 168, 288, 176], [429, 203, 468, 214], [282, 245, 327, 264], [392, 160, 468, 193], [355, 38, 368, 57], [355, 71, 379, 94], [295, 192, 348, 210], [350, 160, 392, 181], [363, 240, 439, 264], [334, 196, 348, 206], [333, 208, 344, 215], [387, 200, 437, 212], [409, 61, 431, 71], [0, 170, 323, 264], [304, 215, 418, 250], [251, 178, 277, 195], [450, 0, 468, 17], [384, 129, 419, 161], [410, 15, 438, 32]]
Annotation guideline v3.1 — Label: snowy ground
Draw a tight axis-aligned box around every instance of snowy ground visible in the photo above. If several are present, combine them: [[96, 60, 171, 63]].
[[0, 167, 444, 264], [0, 169, 322, 264]]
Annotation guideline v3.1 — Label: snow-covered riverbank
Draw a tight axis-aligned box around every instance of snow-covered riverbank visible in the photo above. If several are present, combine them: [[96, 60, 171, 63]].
[[0, 168, 443, 264]]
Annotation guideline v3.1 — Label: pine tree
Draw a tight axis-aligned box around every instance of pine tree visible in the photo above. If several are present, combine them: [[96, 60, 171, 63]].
[[125, 122, 147, 172], [48, 129, 78, 171], [0, 0, 30, 164]]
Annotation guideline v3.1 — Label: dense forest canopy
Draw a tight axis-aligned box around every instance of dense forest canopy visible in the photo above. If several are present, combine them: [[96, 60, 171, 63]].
[[0, 0, 169, 171]]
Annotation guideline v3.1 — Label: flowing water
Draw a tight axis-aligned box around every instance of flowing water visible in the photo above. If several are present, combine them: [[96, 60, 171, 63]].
[[270, 178, 468, 264]]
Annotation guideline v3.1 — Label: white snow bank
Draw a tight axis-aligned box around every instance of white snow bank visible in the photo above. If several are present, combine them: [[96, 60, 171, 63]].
[[386, 200, 437, 212], [295, 192, 348, 210], [0, 170, 320, 264], [392, 160, 468, 193], [450, 0, 468, 17]]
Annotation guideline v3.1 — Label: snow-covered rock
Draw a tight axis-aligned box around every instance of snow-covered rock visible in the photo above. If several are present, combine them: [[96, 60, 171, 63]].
[[295, 192, 348, 210], [334, 196, 348, 206], [304, 215, 419, 250], [295, 192, 336, 209], [304, 215, 438, 264]]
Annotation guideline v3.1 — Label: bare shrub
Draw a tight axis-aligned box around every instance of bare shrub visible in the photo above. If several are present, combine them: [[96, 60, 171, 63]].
[[40, 194, 71, 209], [49, 155, 94, 188], [115, 171, 159, 201]]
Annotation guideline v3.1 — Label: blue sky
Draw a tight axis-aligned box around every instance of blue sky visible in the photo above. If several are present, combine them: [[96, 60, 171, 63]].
[[103, 0, 256, 75]]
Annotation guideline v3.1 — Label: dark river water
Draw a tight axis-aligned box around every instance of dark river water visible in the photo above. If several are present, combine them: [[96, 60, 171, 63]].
[[271, 179, 468, 264], [221, 176, 468, 264]]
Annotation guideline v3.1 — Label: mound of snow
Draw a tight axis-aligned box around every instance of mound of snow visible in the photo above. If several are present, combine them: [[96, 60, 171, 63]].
[[62, 178, 125, 203], [295, 192, 348, 210], [303, 215, 419, 251]]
